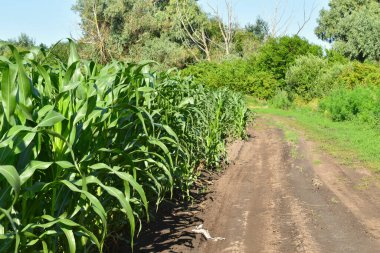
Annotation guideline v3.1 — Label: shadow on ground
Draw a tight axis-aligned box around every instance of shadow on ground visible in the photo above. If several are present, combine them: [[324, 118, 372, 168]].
[[105, 170, 219, 253]]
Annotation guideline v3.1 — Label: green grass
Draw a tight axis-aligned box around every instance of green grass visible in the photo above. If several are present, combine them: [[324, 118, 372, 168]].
[[253, 106, 380, 172], [266, 117, 299, 158]]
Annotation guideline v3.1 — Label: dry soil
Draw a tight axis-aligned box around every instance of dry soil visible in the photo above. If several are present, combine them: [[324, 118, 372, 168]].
[[136, 115, 380, 253]]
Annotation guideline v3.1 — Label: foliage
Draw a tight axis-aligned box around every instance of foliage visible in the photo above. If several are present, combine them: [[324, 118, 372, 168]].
[[270, 90, 292, 110], [254, 107, 380, 172], [233, 30, 261, 58], [285, 55, 329, 101], [183, 60, 278, 99], [253, 35, 323, 84], [8, 33, 36, 48], [128, 36, 194, 70], [319, 86, 380, 124], [0, 42, 249, 252], [335, 62, 380, 88], [183, 36, 322, 100], [73, 0, 187, 63], [315, 0, 380, 61], [285, 54, 380, 102], [73, 0, 237, 64], [245, 17, 269, 42], [0, 33, 37, 57], [325, 49, 350, 64]]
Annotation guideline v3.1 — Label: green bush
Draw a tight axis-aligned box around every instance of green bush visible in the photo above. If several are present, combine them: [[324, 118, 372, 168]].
[[253, 35, 323, 84], [183, 60, 278, 99], [270, 90, 292, 110], [335, 62, 380, 88], [284, 54, 380, 102], [319, 87, 380, 124], [285, 54, 327, 101], [243, 71, 279, 99]]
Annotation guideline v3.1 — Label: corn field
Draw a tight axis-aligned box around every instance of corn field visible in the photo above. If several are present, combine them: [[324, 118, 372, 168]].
[[0, 41, 249, 252]]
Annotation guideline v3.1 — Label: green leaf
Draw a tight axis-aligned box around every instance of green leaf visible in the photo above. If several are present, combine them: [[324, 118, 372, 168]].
[[82, 176, 136, 245], [61, 227, 76, 253], [73, 101, 88, 125], [178, 97, 194, 108], [68, 39, 80, 66], [162, 125, 179, 142], [1, 63, 17, 121], [37, 105, 54, 122], [9, 45, 32, 110], [38, 110, 66, 127], [20, 161, 53, 185], [55, 161, 75, 169], [0, 165, 21, 204]]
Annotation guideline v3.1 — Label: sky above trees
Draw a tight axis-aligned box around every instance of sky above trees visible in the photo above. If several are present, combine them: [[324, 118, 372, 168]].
[[0, 0, 329, 47]]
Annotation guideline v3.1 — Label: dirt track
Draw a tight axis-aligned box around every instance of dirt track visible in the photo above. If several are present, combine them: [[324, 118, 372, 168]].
[[136, 115, 380, 253]]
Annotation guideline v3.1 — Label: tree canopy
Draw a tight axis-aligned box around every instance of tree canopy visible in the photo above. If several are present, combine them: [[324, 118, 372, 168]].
[[315, 0, 380, 61]]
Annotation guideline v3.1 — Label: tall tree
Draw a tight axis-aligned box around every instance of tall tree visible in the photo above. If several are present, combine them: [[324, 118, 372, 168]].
[[315, 0, 380, 61], [175, 0, 213, 61], [246, 17, 269, 42], [73, 0, 193, 66]]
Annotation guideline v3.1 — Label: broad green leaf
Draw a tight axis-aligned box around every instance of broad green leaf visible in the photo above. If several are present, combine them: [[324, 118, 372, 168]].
[[68, 39, 79, 66], [55, 161, 74, 169], [37, 105, 54, 122], [0, 165, 20, 204], [38, 110, 66, 127], [178, 97, 194, 108], [20, 161, 53, 185], [1, 63, 17, 121], [61, 227, 76, 253], [9, 45, 32, 110]]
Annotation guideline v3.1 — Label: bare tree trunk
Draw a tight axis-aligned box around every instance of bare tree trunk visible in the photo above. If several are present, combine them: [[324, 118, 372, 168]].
[[270, 0, 292, 37], [208, 0, 235, 56], [201, 29, 212, 61], [296, 1, 317, 35], [176, 1, 212, 61]]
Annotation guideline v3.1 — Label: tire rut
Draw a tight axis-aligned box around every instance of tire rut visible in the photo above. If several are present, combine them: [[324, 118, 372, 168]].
[[145, 115, 380, 253]]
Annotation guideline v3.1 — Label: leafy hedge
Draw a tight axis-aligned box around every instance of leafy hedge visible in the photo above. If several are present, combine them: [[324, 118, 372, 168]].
[[182, 60, 278, 99], [183, 35, 323, 100]]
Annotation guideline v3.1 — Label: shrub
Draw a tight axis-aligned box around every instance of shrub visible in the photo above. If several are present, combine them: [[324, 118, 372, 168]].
[[335, 62, 380, 88], [183, 60, 278, 99], [243, 71, 279, 99], [319, 87, 380, 124], [253, 35, 323, 84], [285, 54, 327, 101], [270, 90, 292, 110]]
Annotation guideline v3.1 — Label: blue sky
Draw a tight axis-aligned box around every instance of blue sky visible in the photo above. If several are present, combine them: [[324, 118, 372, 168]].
[[0, 0, 80, 45], [198, 0, 331, 48], [0, 0, 330, 47]]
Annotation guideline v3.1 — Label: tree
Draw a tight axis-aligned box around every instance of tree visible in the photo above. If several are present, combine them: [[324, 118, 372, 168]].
[[206, 0, 237, 56], [73, 0, 192, 65], [14, 33, 36, 48], [315, 0, 380, 61], [254, 35, 323, 83], [0, 33, 36, 56], [246, 17, 269, 42], [175, 0, 213, 61]]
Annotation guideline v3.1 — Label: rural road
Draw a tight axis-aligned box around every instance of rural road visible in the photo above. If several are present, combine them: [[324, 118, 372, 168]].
[[136, 115, 380, 253]]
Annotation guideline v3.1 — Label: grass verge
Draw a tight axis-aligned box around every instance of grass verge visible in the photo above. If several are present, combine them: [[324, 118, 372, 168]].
[[253, 107, 380, 173]]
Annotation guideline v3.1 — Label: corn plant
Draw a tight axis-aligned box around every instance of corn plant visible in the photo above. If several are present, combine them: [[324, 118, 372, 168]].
[[0, 41, 249, 252]]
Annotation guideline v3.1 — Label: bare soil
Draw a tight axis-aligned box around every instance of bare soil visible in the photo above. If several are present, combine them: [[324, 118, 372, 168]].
[[134, 115, 380, 253]]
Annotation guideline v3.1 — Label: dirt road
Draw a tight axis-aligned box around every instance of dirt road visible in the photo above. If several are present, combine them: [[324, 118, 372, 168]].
[[137, 115, 380, 253]]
